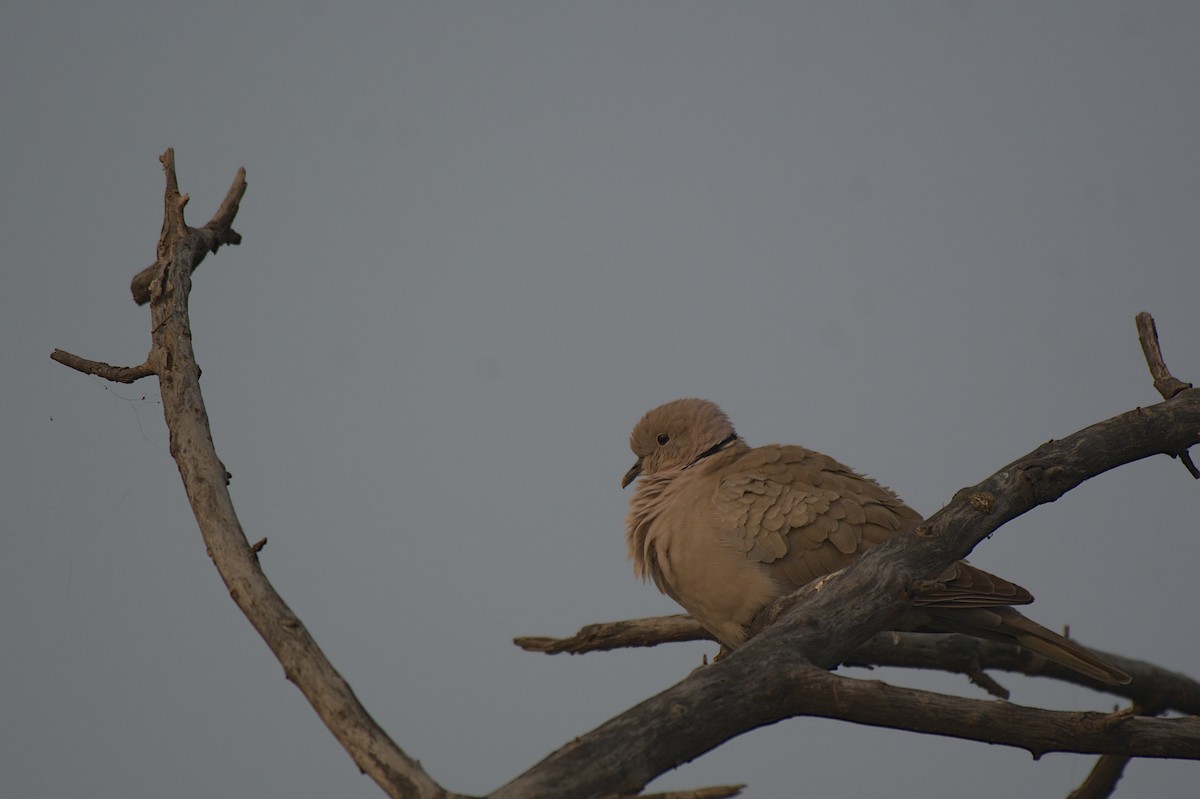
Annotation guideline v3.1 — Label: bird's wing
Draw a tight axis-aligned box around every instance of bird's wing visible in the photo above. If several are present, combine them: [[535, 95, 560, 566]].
[[715, 444, 1035, 606], [916, 561, 1034, 607], [715, 444, 921, 589]]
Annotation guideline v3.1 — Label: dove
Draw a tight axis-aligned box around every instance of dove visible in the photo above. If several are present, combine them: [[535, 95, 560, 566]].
[[622, 398, 1131, 685]]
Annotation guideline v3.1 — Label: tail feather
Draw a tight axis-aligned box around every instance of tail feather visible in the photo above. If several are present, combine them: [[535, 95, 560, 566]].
[[927, 607, 1131, 686], [999, 609, 1131, 685]]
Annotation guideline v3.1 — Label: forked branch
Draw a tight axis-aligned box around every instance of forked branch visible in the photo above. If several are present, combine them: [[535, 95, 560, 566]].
[[1136, 311, 1198, 478], [48, 351, 154, 382], [128, 155, 247, 305], [55, 151, 459, 799], [517, 619, 1200, 713]]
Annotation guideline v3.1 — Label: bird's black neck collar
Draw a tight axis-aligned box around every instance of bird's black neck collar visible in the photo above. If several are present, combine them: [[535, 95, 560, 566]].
[[685, 432, 739, 469]]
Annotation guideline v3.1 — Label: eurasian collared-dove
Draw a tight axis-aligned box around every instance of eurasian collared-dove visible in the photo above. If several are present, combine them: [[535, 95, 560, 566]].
[[622, 398, 1130, 685]]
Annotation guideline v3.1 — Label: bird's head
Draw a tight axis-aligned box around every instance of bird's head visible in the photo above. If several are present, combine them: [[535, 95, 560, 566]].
[[622, 398, 738, 488]]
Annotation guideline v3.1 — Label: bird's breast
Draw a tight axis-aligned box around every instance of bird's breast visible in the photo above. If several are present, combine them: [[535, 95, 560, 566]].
[[626, 470, 784, 648]]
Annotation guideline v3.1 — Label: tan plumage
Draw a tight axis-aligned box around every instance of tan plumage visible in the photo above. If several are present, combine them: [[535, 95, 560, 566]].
[[623, 398, 1130, 685]]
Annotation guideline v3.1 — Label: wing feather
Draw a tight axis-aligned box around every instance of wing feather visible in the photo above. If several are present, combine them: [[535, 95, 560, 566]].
[[717, 445, 920, 590]]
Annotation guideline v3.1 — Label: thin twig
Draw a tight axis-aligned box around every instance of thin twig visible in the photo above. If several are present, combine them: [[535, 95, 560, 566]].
[[49, 350, 154, 383], [514, 615, 708, 654], [965, 665, 1011, 700], [1066, 754, 1131, 799], [1136, 312, 1192, 400], [1135, 313, 1198, 478], [518, 618, 1200, 712], [1068, 701, 1161, 799], [627, 785, 745, 799]]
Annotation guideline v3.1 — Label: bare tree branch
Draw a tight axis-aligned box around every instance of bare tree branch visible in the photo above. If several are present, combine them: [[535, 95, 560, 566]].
[[48, 350, 154, 382], [128, 158, 246, 305], [629, 786, 745, 799], [517, 617, 1200, 714], [57, 150, 463, 799], [1136, 311, 1193, 400], [497, 655, 1200, 799], [514, 614, 707, 654], [1067, 754, 1132, 799], [148, 149, 459, 799], [1136, 312, 1199, 478], [1066, 701, 1165, 799], [787, 681, 1200, 760], [849, 634, 1200, 715]]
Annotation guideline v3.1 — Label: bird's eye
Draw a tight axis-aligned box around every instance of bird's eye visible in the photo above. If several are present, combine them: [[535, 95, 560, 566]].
[[656, 434, 670, 446]]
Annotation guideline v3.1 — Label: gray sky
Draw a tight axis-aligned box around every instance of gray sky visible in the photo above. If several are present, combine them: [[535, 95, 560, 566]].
[[5, 3, 1198, 797]]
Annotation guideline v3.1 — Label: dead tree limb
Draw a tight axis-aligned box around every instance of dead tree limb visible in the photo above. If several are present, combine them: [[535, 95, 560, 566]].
[[54, 151, 462, 799], [47, 351, 154, 382], [496, 658, 1200, 799], [1067, 754, 1133, 799], [626, 786, 745, 799], [1136, 311, 1198, 477], [514, 614, 708, 654], [1136, 311, 1192, 401], [127, 157, 246, 305], [1067, 701, 1163, 799], [517, 620, 1200, 713]]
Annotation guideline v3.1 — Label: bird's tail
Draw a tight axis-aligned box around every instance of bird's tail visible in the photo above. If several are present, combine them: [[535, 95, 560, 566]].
[[928, 607, 1131, 686]]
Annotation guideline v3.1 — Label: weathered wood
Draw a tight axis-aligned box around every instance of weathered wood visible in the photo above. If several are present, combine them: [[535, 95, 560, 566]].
[[514, 614, 708, 654], [128, 158, 246, 305], [47, 351, 153, 382], [139, 151, 460, 799], [518, 619, 1200, 716]]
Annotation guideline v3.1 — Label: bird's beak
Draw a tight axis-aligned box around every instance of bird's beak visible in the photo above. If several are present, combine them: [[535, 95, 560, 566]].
[[621, 458, 643, 489]]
